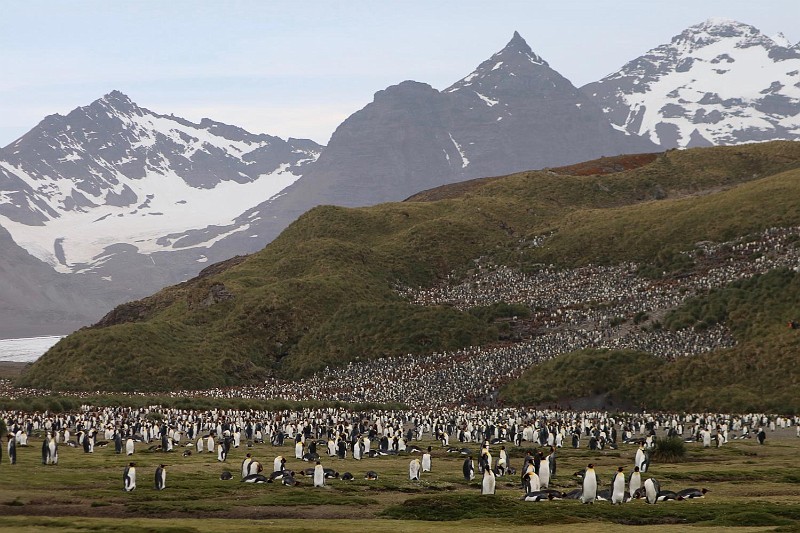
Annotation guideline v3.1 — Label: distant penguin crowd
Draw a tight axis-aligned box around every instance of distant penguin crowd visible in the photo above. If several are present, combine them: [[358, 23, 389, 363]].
[[0, 404, 795, 505]]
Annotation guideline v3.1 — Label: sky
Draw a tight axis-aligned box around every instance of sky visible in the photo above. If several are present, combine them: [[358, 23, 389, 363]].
[[1, 0, 797, 147]]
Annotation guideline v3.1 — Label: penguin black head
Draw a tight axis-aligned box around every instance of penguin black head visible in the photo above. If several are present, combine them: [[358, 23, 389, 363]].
[[587, 463, 594, 469], [617, 466, 624, 473]]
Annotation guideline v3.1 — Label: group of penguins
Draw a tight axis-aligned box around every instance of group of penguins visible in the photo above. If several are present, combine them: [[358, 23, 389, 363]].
[[469, 441, 709, 504], [6, 428, 710, 504], [3, 431, 59, 466], [122, 462, 167, 491], [516, 463, 708, 504]]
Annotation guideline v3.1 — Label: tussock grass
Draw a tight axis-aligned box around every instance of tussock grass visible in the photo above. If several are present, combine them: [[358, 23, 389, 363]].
[[651, 437, 687, 463]]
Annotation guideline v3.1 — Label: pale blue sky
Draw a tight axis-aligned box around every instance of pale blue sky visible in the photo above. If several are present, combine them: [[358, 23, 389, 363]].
[[1, 0, 797, 146]]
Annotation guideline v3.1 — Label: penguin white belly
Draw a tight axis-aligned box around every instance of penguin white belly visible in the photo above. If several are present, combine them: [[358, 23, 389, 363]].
[[629, 472, 641, 495], [644, 478, 658, 504], [581, 471, 597, 503], [481, 470, 496, 495], [612, 473, 625, 504], [313, 466, 325, 487], [538, 461, 550, 489]]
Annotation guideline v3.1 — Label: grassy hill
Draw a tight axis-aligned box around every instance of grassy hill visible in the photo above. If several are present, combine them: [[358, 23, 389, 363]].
[[18, 141, 800, 392], [500, 268, 800, 413]]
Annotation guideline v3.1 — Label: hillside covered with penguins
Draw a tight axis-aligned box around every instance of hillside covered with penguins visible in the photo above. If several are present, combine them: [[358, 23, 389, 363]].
[[19, 141, 800, 412]]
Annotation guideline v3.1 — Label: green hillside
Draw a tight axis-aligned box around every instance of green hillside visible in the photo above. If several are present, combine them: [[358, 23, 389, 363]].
[[500, 268, 800, 413], [19, 141, 800, 392]]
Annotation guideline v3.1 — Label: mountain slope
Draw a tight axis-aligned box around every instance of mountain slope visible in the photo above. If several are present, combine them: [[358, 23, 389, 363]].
[[582, 18, 800, 148], [0, 92, 322, 334], [18, 141, 800, 391], [0, 91, 321, 275], [207, 31, 660, 248], [0, 225, 128, 338]]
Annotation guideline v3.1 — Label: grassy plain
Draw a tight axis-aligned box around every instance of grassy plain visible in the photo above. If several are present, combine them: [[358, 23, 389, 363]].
[[0, 429, 798, 531]]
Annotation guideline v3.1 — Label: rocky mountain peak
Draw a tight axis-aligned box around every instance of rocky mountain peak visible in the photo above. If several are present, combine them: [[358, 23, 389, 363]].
[[446, 31, 551, 95], [673, 18, 771, 51], [501, 30, 546, 65], [582, 19, 800, 149]]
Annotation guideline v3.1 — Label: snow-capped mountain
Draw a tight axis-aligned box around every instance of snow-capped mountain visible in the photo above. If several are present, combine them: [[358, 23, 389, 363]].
[[582, 19, 800, 148], [0, 91, 321, 276], [227, 31, 660, 249]]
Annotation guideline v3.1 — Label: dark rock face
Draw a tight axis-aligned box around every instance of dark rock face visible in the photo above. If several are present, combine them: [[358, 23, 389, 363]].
[[0, 226, 124, 337], [581, 19, 800, 148], [225, 31, 659, 247]]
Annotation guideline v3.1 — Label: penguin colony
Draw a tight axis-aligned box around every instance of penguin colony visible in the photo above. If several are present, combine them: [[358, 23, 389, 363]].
[[4, 228, 799, 413], [2, 406, 791, 507]]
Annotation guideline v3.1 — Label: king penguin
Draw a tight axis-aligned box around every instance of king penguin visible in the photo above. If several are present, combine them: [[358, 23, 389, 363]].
[[463, 456, 475, 481], [677, 488, 708, 500], [155, 464, 166, 490], [643, 477, 659, 504], [422, 446, 432, 472], [41, 433, 50, 465], [409, 458, 421, 481], [48, 432, 58, 465], [125, 437, 135, 456], [629, 466, 642, 496], [580, 464, 597, 504], [313, 461, 325, 487], [538, 452, 551, 489], [481, 465, 496, 495], [123, 462, 137, 492], [7, 434, 16, 465], [611, 466, 626, 504], [242, 453, 253, 479]]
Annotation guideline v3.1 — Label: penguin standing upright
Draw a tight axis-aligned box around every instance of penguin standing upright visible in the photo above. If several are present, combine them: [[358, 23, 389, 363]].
[[155, 464, 166, 490], [481, 466, 496, 495], [47, 433, 58, 465], [82, 431, 91, 454], [463, 456, 475, 481], [538, 452, 551, 489], [611, 467, 626, 504], [126, 438, 135, 456], [123, 463, 137, 492], [114, 430, 122, 454], [42, 434, 50, 465], [7, 434, 16, 465], [643, 477, 659, 504], [313, 461, 325, 487], [635, 443, 646, 470], [422, 447, 432, 472], [629, 466, 642, 496], [580, 464, 598, 504], [409, 458, 421, 481]]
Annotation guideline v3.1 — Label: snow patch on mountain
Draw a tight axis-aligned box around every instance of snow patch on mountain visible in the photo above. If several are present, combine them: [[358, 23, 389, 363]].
[[0, 92, 321, 273], [0, 165, 298, 272], [582, 19, 800, 148]]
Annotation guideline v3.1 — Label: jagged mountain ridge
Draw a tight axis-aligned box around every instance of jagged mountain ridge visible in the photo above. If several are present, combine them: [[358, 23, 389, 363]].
[[582, 18, 800, 148], [3, 21, 795, 339], [212, 31, 659, 248], [0, 90, 321, 274]]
